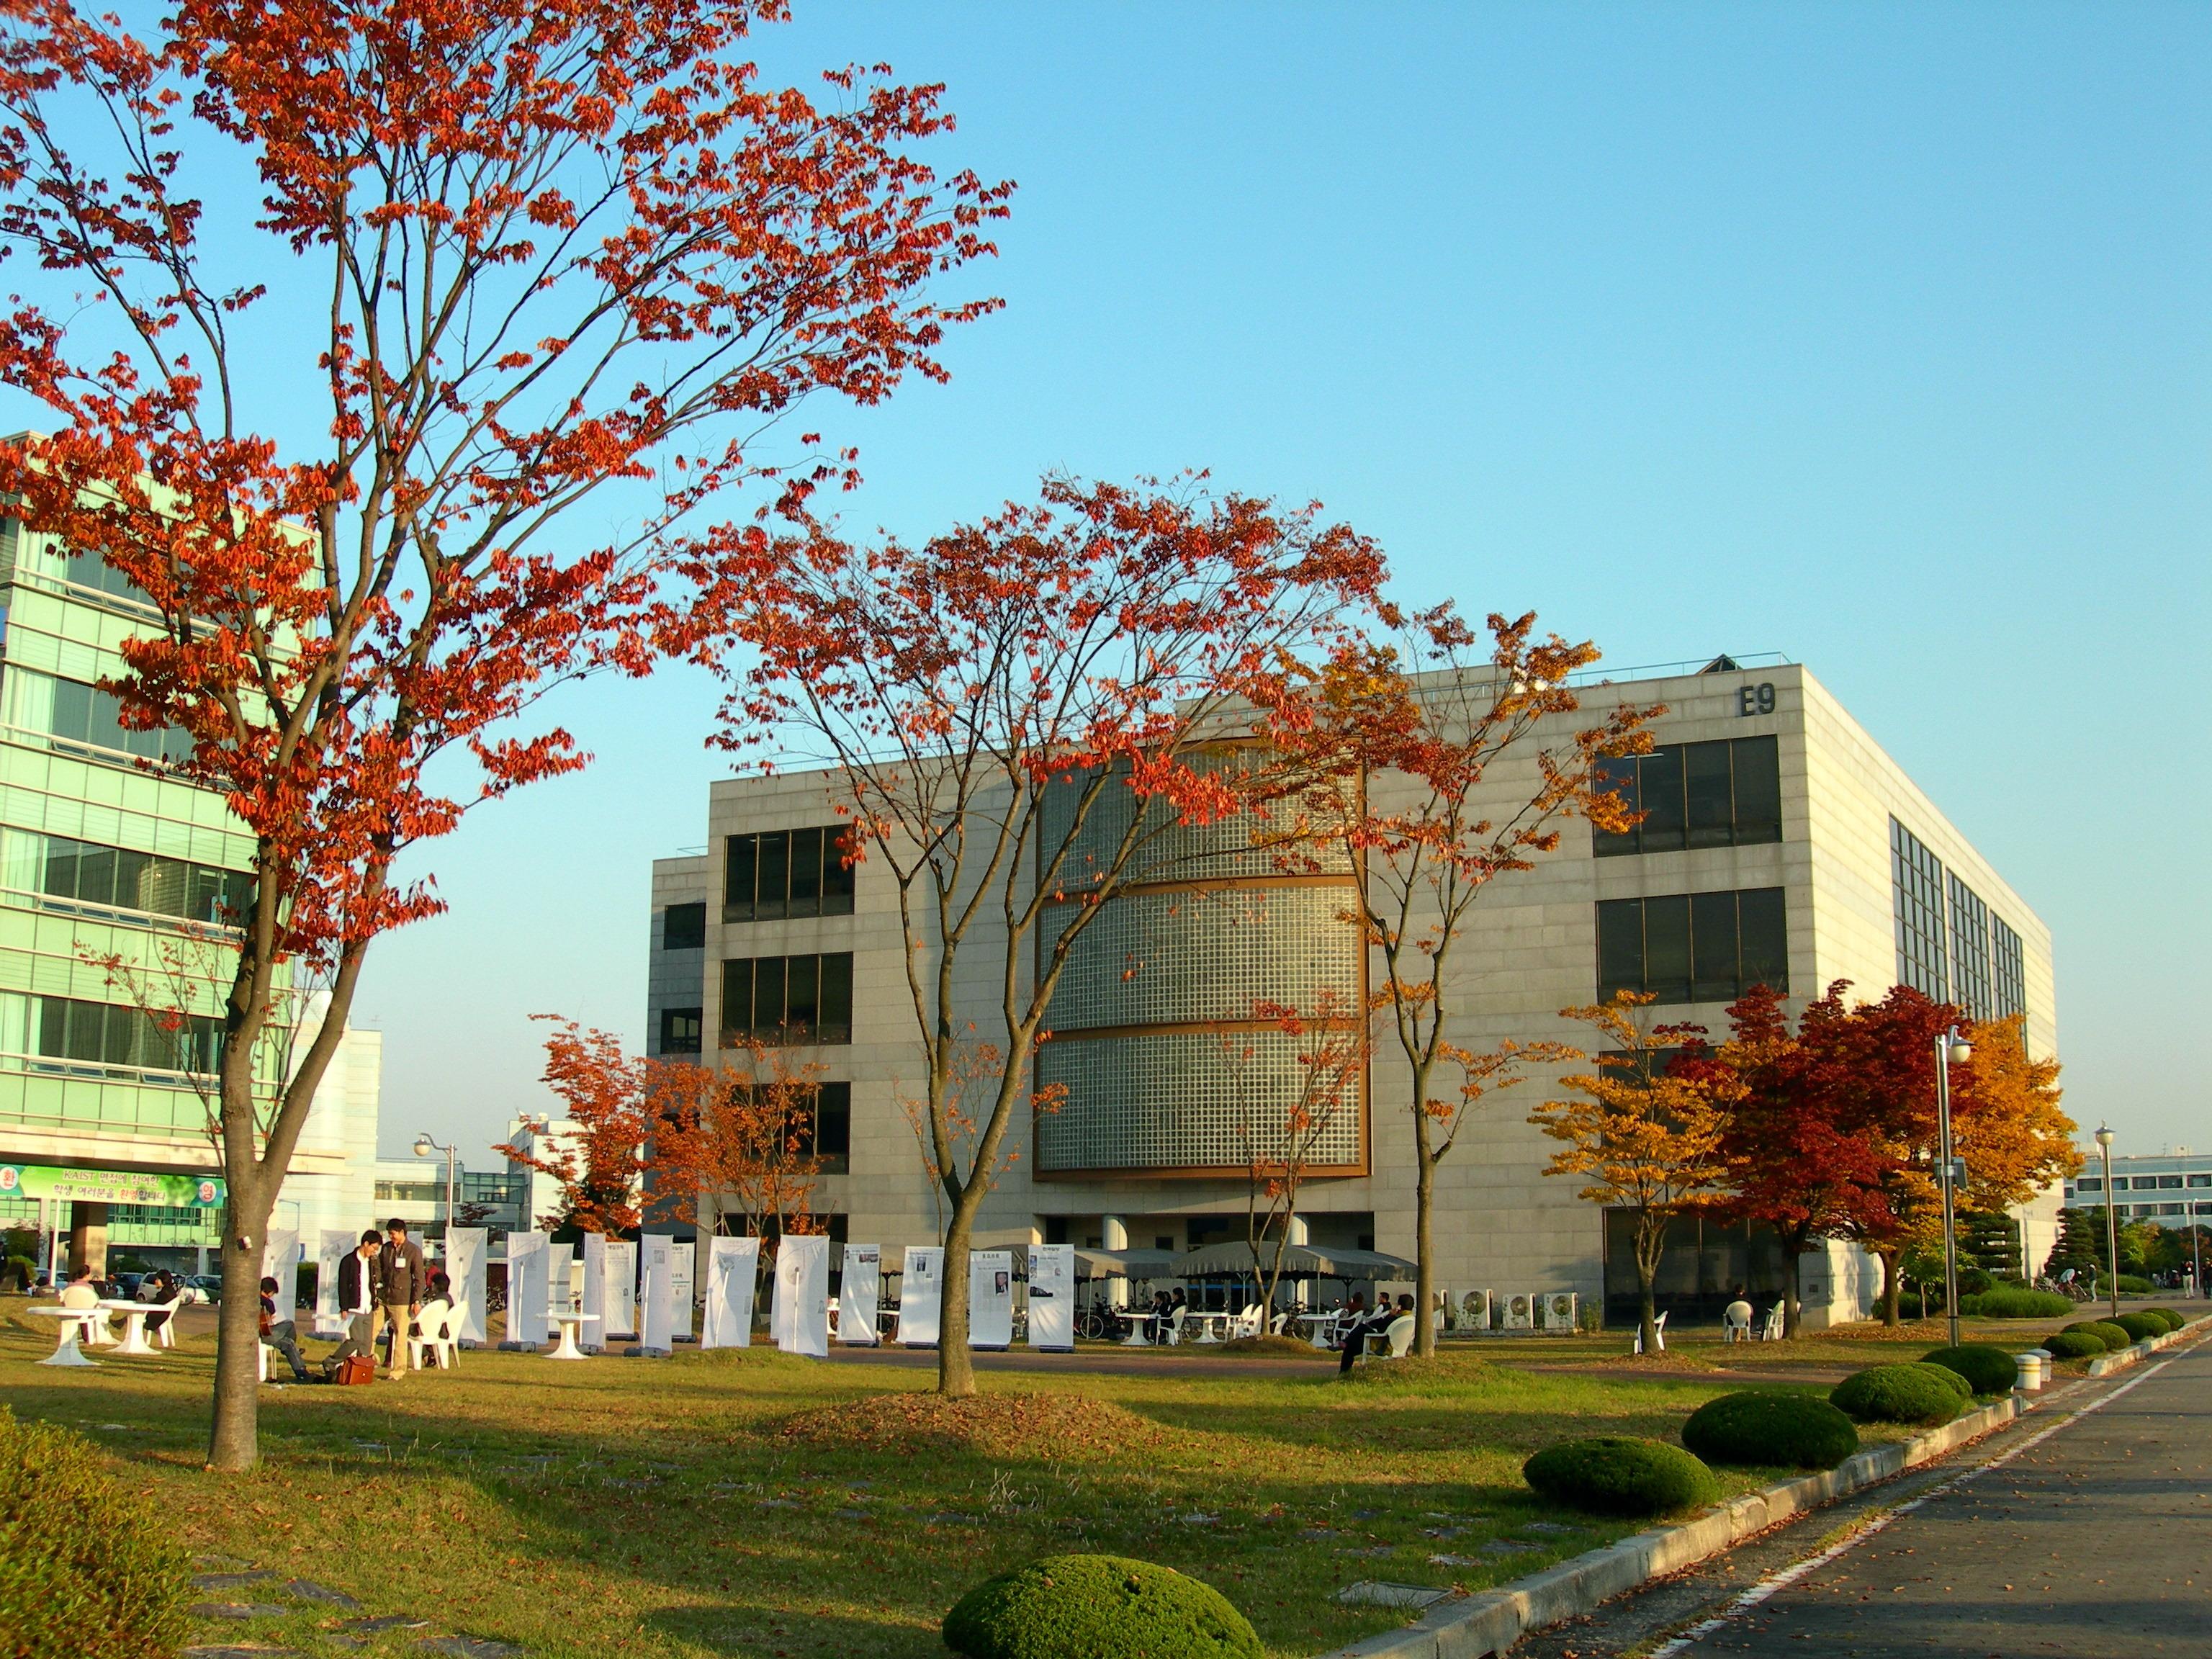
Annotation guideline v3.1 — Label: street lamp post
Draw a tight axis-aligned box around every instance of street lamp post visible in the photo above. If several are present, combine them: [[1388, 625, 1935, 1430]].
[[1933, 1028, 1973, 1350], [414, 1133, 458, 1244], [2094, 1125, 2119, 1322]]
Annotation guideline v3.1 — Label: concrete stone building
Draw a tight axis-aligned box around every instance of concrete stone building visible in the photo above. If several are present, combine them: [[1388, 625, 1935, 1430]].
[[644, 655, 2057, 1330]]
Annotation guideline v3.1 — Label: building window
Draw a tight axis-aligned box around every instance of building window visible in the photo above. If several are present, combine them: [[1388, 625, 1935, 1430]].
[[720, 953, 853, 1044], [659, 1006, 703, 1054], [1947, 875, 1995, 1022], [7, 668, 194, 765], [2157, 1175, 2185, 1190], [1891, 819, 1948, 1002], [724, 827, 856, 923], [724, 1079, 850, 1172], [1992, 917, 2026, 1022], [2076, 1177, 2103, 1193], [2, 830, 252, 925], [1593, 737, 1782, 857], [32, 994, 222, 1074], [1596, 888, 1786, 1004], [2189, 1174, 2211, 1189], [662, 902, 706, 951]]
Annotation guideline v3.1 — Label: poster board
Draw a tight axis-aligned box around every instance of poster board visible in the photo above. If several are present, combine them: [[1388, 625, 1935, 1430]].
[[603, 1239, 637, 1338], [839, 1244, 881, 1345], [261, 1228, 301, 1310], [702, 1236, 758, 1349], [670, 1238, 695, 1339], [639, 1233, 675, 1354], [547, 1241, 575, 1313], [314, 1228, 354, 1336], [580, 1233, 606, 1351], [774, 1233, 831, 1358], [447, 1227, 489, 1344], [505, 1231, 549, 1345], [1027, 1243, 1074, 1352], [899, 1246, 943, 1347], [968, 1249, 1013, 1349]]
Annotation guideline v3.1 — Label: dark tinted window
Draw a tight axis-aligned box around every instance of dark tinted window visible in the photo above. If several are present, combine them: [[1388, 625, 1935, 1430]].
[[720, 953, 855, 1043], [662, 902, 706, 951], [658, 1007, 702, 1054], [36, 672, 193, 765], [33, 995, 222, 1074], [32, 832, 251, 924], [1596, 889, 1789, 1004], [724, 827, 856, 922], [1595, 737, 1783, 857]]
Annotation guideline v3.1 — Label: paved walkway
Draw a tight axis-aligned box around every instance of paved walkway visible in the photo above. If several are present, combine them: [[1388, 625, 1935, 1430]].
[[1523, 1335, 2212, 1659]]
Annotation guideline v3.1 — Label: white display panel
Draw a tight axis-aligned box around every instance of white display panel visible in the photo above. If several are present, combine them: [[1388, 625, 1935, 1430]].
[[603, 1239, 637, 1338], [315, 1229, 354, 1337], [580, 1233, 606, 1349], [670, 1238, 695, 1339], [702, 1236, 758, 1349], [968, 1249, 1013, 1349], [774, 1234, 831, 1358], [898, 1246, 943, 1347], [840, 1244, 881, 1345], [448, 1228, 489, 1344], [1027, 1244, 1074, 1352], [505, 1231, 549, 1344], [639, 1233, 675, 1353]]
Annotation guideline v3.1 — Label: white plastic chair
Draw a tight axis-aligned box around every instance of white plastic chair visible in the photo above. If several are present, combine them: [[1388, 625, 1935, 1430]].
[[408, 1300, 459, 1370], [1761, 1302, 1786, 1341], [1721, 1303, 1751, 1344], [150, 1291, 189, 1349], [1379, 1313, 1415, 1358], [1633, 1309, 1668, 1354], [1164, 1306, 1187, 1346], [1268, 1310, 1291, 1336]]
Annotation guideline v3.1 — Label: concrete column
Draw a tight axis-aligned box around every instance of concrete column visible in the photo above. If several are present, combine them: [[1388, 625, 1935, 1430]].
[[1287, 1215, 1310, 1246], [1102, 1215, 1128, 1308], [67, 1202, 109, 1277]]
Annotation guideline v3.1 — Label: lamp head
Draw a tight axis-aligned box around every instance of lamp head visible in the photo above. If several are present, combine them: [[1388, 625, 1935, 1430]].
[[413, 1134, 434, 1159], [1946, 1038, 1972, 1064], [2095, 1125, 2114, 1150]]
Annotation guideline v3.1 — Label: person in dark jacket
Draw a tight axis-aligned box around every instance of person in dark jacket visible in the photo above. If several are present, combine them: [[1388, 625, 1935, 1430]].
[[374, 1218, 427, 1377], [336, 1228, 379, 1357], [258, 1276, 310, 1380]]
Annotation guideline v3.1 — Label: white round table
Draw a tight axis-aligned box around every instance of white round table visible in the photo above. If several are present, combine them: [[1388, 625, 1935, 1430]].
[[1296, 1312, 1342, 1349], [27, 1306, 104, 1367], [97, 1300, 158, 1355], [1119, 1311, 1156, 1347], [547, 1308, 600, 1360], [1189, 1311, 1228, 1344]]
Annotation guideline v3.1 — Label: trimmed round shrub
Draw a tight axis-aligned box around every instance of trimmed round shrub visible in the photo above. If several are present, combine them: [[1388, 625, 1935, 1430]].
[[2150, 1308, 2190, 1332], [1918, 1344, 2021, 1395], [1830, 1364, 1962, 1426], [943, 1555, 1260, 1659], [2063, 1320, 2134, 1352], [1681, 1390, 1859, 1470], [1909, 1362, 1974, 1403], [0, 1407, 190, 1658], [1966, 1286, 2075, 1319], [2041, 1330, 2106, 1361], [1522, 1436, 1721, 1519], [2110, 1313, 2165, 1344], [1957, 1267, 1995, 1296]]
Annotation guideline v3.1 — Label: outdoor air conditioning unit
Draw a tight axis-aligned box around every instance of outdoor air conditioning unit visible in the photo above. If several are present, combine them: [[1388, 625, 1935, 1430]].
[[1456, 1289, 1491, 1333], [1542, 1292, 1578, 1331], [1503, 1292, 1534, 1330]]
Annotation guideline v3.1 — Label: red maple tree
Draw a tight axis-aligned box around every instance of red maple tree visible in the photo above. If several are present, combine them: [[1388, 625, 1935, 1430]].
[[703, 475, 1385, 1395], [0, 0, 1005, 1467]]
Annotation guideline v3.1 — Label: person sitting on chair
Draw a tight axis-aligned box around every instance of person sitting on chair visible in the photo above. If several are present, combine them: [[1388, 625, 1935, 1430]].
[[1337, 1294, 1393, 1374], [258, 1275, 311, 1382], [58, 1264, 101, 1309]]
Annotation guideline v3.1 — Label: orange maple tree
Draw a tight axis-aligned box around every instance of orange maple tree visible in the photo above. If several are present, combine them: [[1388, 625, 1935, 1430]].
[[0, 0, 1005, 1467], [701, 475, 1385, 1395], [1271, 608, 1652, 1354]]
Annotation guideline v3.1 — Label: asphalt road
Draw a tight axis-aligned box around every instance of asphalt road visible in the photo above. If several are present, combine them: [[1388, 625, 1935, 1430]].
[[1525, 1335, 2212, 1659]]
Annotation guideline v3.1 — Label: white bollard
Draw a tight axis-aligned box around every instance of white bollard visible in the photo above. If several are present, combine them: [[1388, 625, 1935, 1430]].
[[2014, 1351, 2047, 1392]]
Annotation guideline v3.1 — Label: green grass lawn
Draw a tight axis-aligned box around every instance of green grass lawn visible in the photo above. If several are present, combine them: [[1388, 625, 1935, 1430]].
[[0, 1305, 2146, 1659]]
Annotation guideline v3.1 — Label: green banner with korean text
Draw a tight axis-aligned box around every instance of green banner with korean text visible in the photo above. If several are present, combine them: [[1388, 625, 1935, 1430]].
[[0, 1164, 224, 1208]]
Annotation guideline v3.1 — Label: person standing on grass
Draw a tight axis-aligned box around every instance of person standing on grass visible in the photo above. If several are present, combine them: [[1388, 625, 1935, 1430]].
[[338, 1228, 379, 1357], [374, 1217, 426, 1378]]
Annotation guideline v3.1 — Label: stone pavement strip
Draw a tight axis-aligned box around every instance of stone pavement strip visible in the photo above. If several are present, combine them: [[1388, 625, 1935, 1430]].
[[1518, 1336, 2212, 1659]]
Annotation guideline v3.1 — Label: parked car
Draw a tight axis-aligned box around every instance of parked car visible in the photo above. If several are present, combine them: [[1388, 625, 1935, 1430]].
[[112, 1271, 146, 1298], [186, 1273, 223, 1303]]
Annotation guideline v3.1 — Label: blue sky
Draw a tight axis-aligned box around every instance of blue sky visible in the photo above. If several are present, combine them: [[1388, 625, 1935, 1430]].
[[25, 5, 2212, 1164]]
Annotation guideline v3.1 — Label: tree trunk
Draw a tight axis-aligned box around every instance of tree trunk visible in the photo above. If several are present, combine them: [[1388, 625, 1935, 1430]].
[[1781, 1228, 1807, 1339], [1876, 1247, 1902, 1327], [936, 1196, 979, 1398], [207, 1193, 273, 1470], [1635, 1215, 1663, 1357], [1413, 1150, 1437, 1357]]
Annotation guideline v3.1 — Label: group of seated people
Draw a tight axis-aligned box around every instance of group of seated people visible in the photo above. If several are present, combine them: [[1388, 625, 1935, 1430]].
[[1334, 1292, 1416, 1372]]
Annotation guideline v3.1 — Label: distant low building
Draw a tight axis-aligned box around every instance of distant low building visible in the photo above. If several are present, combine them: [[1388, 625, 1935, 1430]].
[[2065, 1151, 2212, 1224]]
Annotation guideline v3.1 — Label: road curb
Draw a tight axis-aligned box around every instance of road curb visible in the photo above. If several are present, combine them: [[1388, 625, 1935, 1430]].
[[1324, 1316, 2209, 1659]]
